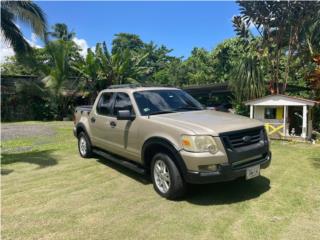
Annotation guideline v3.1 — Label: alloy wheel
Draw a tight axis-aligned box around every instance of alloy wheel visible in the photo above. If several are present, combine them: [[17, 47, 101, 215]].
[[79, 137, 87, 156], [153, 159, 171, 193]]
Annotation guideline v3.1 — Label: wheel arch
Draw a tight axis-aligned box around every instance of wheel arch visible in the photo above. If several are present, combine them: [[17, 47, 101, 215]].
[[75, 123, 93, 146], [142, 137, 187, 177], [75, 122, 88, 136]]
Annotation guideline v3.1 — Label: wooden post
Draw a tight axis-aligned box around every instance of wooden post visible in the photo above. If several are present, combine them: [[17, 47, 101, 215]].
[[302, 105, 307, 138], [283, 106, 287, 137], [250, 105, 254, 119]]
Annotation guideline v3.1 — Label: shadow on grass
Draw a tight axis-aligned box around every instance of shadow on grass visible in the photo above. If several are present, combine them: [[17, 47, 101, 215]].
[[185, 176, 270, 205], [1, 169, 14, 175], [310, 157, 320, 168], [95, 156, 150, 185], [1, 150, 58, 174], [95, 153, 270, 204]]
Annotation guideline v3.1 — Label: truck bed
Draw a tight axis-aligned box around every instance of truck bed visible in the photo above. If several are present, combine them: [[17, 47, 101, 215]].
[[75, 105, 93, 113], [74, 105, 93, 124]]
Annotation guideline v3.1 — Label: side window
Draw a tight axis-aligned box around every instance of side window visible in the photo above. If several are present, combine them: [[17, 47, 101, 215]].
[[113, 93, 133, 116], [96, 93, 114, 116], [264, 107, 276, 119]]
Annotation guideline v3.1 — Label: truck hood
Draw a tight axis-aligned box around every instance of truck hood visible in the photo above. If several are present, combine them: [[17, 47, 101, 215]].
[[151, 110, 263, 135]]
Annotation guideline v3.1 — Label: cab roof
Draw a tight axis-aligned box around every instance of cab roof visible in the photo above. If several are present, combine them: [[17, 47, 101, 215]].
[[100, 85, 180, 94]]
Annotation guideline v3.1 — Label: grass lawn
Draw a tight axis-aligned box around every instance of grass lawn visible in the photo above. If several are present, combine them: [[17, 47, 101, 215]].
[[1, 121, 320, 240]]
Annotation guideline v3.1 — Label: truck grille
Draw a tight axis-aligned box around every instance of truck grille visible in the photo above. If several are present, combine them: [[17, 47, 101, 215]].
[[221, 127, 265, 150]]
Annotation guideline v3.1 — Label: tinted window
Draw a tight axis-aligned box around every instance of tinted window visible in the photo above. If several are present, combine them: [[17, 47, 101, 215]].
[[96, 93, 114, 116], [113, 93, 133, 115], [133, 89, 203, 116]]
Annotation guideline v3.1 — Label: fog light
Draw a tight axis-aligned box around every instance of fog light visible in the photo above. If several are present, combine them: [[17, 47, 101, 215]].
[[199, 164, 217, 172]]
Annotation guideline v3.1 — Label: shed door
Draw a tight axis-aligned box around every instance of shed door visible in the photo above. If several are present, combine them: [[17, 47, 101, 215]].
[[288, 106, 303, 135]]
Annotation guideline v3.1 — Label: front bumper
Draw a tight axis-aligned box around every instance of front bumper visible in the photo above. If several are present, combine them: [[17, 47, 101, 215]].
[[184, 152, 271, 184]]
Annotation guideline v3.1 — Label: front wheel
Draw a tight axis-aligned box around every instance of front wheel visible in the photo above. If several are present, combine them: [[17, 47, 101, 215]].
[[151, 153, 186, 200], [78, 132, 92, 158]]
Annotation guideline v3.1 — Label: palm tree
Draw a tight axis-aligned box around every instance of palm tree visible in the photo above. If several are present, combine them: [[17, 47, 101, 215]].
[[1, 0, 47, 55], [235, 0, 320, 94], [48, 23, 75, 41], [303, 13, 320, 58], [231, 14, 266, 103], [112, 33, 144, 54], [230, 54, 265, 103], [42, 40, 76, 119], [44, 41, 70, 94]]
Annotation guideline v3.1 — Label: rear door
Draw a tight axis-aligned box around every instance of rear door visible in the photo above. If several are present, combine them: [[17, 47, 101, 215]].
[[90, 92, 116, 151]]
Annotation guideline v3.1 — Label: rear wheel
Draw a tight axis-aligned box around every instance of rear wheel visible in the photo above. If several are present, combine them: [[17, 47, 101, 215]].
[[78, 132, 92, 158], [151, 153, 186, 200]]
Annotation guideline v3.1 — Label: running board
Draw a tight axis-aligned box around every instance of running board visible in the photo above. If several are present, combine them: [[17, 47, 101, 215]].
[[93, 149, 146, 175]]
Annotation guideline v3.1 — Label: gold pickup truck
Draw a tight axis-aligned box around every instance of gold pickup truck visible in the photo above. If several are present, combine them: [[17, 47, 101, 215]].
[[74, 85, 271, 199]]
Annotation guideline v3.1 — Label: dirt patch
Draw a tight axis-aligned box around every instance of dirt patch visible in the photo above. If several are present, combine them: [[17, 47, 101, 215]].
[[1, 124, 55, 141]]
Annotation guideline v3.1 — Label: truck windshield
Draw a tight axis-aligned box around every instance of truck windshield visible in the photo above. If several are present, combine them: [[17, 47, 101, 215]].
[[133, 89, 204, 116]]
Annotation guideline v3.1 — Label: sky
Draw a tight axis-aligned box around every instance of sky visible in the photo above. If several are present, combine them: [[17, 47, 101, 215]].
[[1, 1, 241, 62]]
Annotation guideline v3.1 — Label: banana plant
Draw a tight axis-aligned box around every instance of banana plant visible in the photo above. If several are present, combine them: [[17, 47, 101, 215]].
[[95, 42, 151, 87]]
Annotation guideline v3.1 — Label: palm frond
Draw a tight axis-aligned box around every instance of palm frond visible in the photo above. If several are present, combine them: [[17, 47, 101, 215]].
[[2, 0, 47, 38], [1, 7, 32, 54], [1, 0, 47, 55]]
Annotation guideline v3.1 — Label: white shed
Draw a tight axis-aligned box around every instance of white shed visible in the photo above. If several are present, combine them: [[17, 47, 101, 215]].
[[245, 95, 319, 139]]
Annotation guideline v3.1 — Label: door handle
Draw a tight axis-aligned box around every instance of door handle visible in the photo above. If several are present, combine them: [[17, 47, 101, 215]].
[[90, 117, 96, 123], [110, 121, 117, 128]]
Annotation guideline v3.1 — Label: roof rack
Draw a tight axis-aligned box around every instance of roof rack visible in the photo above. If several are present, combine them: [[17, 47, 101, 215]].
[[107, 83, 176, 89], [107, 84, 145, 89]]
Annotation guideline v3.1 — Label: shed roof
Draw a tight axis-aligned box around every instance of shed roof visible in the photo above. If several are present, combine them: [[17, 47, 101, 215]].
[[245, 94, 319, 107]]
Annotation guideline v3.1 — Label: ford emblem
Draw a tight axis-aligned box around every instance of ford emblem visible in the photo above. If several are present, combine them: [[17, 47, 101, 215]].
[[242, 136, 252, 143]]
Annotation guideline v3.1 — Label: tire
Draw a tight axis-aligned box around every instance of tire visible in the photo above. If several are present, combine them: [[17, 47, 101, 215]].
[[78, 132, 92, 158], [151, 152, 186, 200]]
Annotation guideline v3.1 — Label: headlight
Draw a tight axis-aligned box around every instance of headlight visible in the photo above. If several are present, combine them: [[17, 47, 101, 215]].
[[181, 135, 218, 154]]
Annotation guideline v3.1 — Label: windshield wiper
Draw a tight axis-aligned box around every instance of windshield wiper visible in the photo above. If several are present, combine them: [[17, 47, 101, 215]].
[[148, 110, 177, 115], [174, 106, 203, 111], [147, 106, 203, 116]]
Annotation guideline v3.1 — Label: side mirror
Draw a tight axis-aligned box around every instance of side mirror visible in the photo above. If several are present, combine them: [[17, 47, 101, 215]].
[[117, 110, 135, 121]]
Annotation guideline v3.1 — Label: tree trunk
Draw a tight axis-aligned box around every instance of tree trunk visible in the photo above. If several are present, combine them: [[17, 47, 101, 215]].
[[283, 26, 294, 94]]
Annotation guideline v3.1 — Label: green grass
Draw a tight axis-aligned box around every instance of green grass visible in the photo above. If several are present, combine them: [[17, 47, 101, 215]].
[[1, 121, 320, 240]]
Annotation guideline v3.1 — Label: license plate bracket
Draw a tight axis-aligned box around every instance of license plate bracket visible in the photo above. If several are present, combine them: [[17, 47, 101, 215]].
[[246, 165, 260, 180]]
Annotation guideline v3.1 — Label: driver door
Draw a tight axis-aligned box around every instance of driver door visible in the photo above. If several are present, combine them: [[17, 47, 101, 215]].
[[107, 92, 139, 159]]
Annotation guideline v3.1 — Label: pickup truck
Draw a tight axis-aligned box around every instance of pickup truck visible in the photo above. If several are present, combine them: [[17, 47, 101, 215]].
[[73, 85, 271, 199]]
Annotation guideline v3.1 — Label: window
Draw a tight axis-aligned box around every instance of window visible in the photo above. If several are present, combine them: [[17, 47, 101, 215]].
[[133, 89, 203, 116], [113, 93, 133, 115], [96, 93, 114, 116], [264, 107, 277, 119]]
